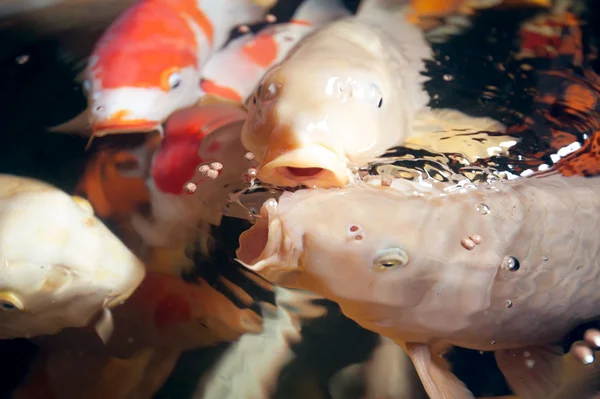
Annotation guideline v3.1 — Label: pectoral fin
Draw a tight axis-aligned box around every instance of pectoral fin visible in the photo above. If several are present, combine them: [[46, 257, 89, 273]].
[[409, 108, 516, 162], [401, 341, 475, 399]]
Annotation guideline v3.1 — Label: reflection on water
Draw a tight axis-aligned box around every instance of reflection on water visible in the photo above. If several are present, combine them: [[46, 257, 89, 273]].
[[1, 0, 600, 398]]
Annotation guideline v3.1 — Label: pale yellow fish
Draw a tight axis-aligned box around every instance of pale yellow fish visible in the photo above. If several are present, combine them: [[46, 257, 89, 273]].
[[241, 0, 515, 189], [0, 174, 145, 341], [237, 173, 600, 399]]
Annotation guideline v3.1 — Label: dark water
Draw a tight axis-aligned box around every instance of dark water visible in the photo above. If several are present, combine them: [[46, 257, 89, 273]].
[[0, 0, 599, 398]]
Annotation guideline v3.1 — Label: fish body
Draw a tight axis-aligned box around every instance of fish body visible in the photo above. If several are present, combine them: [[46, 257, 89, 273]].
[[237, 173, 600, 398], [53, 0, 275, 138], [0, 174, 145, 340], [200, 0, 351, 103]]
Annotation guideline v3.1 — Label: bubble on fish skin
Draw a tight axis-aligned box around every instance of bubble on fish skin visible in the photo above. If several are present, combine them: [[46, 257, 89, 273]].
[[95, 105, 105, 112], [542, 256, 549, 261], [525, 359, 536, 369], [238, 25, 250, 33], [491, 341, 496, 345], [461, 238, 476, 250], [259, 82, 281, 102], [265, 14, 277, 23], [244, 152, 255, 161], [501, 256, 520, 271], [505, 299, 513, 308], [15, 54, 29, 64], [209, 162, 223, 171], [247, 168, 257, 179], [335, 79, 354, 100], [183, 182, 197, 194], [198, 165, 210, 174]]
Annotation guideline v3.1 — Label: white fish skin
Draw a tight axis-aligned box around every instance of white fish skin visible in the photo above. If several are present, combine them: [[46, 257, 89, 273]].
[[242, 0, 433, 188], [0, 174, 146, 340], [236, 173, 600, 399]]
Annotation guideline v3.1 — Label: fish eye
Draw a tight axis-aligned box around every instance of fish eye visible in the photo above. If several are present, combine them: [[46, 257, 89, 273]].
[[82, 80, 91, 94], [0, 300, 17, 310], [168, 72, 182, 90], [373, 248, 409, 271]]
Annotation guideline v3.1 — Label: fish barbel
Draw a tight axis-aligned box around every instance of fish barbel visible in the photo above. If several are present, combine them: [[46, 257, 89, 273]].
[[237, 173, 600, 398]]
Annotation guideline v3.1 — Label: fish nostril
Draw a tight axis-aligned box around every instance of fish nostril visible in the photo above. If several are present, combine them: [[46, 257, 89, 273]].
[[285, 167, 324, 178]]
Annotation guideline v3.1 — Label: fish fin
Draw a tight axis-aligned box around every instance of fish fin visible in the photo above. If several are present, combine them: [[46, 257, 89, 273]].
[[47, 108, 92, 137], [94, 307, 115, 344], [401, 342, 475, 399], [408, 108, 515, 162], [498, 343, 600, 399], [495, 345, 564, 398], [292, 0, 351, 25]]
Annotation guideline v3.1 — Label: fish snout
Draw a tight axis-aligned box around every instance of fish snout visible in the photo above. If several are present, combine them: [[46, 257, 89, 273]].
[[258, 143, 350, 188]]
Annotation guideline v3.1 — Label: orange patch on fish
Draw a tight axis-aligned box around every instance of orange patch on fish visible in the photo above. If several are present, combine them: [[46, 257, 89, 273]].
[[242, 33, 279, 68], [200, 79, 243, 102], [75, 151, 150, 219], [154, 292, 192, 327], [90, 1, 200, 90]]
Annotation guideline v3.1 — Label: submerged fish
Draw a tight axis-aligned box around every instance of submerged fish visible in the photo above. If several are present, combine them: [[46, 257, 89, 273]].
[[241, 0, 515, 189], [237, 173, 600, 398], [0, 174, 145, 341], [200, 0, 351, 103], [52, 0, 275, 138]]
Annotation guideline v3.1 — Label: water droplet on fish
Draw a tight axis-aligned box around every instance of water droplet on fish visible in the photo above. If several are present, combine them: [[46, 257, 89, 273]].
[[183, 182, 196, 194], [244, 152, 255, 161], [475, 203, 490, 215], [265, 14, 277, 23], [505, 299, 513, 308], [501, 256, 520, 271], [443, 74, 454, 82], [15, 54, 29, 64], [491, 341, 496, 345], [525, 359, 535, 368]]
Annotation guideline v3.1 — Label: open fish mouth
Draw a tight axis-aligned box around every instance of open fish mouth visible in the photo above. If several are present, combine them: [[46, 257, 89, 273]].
[[236, 197, 301, 281], [257, 145, 350, 188]]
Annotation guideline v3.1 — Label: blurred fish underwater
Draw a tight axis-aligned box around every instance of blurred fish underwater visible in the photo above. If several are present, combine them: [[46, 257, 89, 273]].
[[1, 0, 600, 398]]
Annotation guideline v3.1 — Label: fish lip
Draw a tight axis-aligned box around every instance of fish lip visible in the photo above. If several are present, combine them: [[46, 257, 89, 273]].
[[236, 197, 300, 280], [93, 121, 162, 137], [257, 145, 350, 188], [103, 261, 146, 308]]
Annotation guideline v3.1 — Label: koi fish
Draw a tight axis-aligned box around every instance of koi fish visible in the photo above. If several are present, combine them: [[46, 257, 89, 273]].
[[131, 103, 252, 258], [200, 0, 351, 103], [241, 0, 515, 189], [12, 270, 264, 399], [0, 174, 145, 341], [236, 173, 600, 399], [51, 0, 276, 138]]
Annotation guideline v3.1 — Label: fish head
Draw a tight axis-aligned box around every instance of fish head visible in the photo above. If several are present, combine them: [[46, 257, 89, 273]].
[[0, 176, 145, 339], [236, 185, 427, 308], [85, 2, 203, 137], [150, 103, 247, 195], [242, 41, 398, 189]]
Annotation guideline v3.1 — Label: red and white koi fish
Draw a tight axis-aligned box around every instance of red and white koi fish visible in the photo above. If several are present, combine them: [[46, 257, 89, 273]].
[[199, 0, 351, 103], [51, 0, 276, 138]]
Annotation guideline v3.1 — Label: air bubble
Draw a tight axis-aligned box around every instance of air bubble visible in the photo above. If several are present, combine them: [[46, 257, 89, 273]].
[[505, 300, 513, 308], [501, 256, 520, 271], [475, 203, 490, 215], [15, 55, 29, 64], [443, 74, 454, 82], [525, 359, 535, 369]]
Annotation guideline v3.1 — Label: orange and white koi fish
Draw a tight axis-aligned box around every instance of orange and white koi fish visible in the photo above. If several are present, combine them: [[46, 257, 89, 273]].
[[241, 0, 516, 189], [200, 0, 351, 103], [12, 270, 263, 399], [52, 0, 276, 138]]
